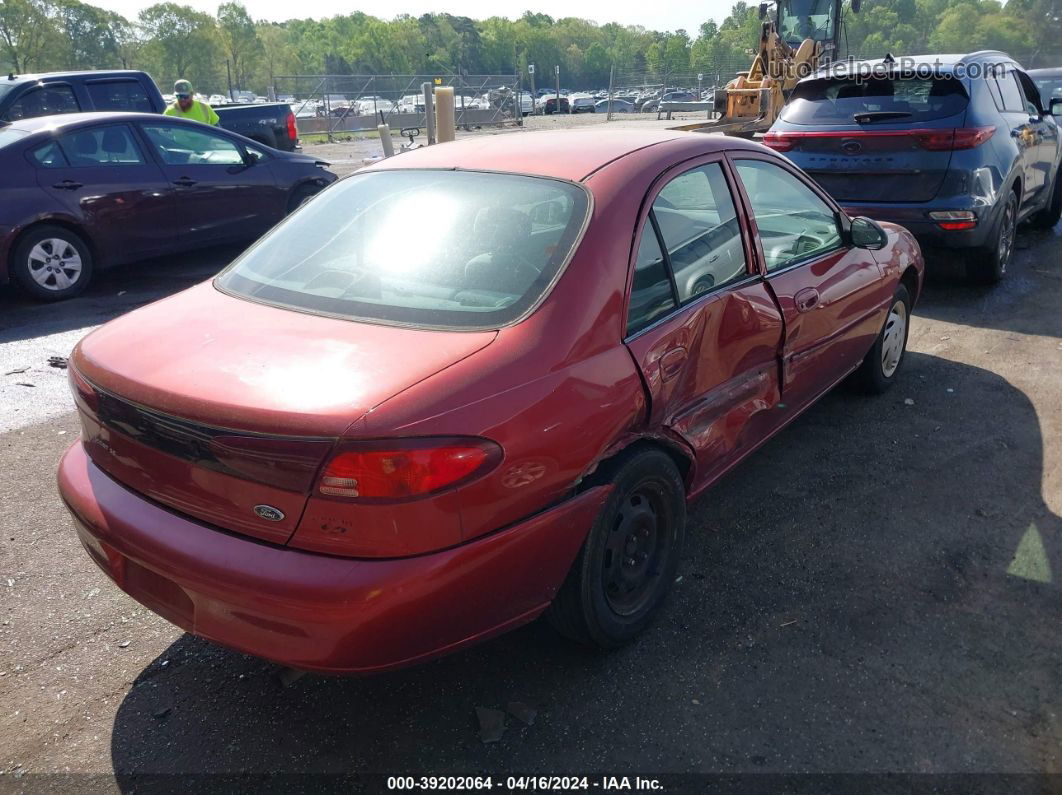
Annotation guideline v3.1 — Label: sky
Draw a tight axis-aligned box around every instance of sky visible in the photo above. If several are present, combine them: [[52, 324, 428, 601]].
[[97, 0, 739, 33]]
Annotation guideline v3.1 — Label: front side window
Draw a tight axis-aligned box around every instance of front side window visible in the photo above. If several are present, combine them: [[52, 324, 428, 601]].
[[142, 124, 244, 165], [735, 159, 842, 272], [86, 80, 154, 113], [57, 125, 145, 166], [4, 85, 80, 121], [216, 170, 590, 330]]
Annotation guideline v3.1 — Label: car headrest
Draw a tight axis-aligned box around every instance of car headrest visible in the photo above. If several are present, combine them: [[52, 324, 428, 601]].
[[473, 207, 531, 251], [101, 128, 129, 154]]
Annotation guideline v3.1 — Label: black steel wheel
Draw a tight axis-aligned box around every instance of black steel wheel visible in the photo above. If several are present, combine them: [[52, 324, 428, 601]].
[[546, 448, 686, 648]]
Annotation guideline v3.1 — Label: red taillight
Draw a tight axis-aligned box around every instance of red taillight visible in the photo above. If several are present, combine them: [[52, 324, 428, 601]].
[[69, 365, 99, 413], [317, 438, 502, 502], [286, 111, 298, 142], [763, 126, 995, 152], [762, 131, 795, 151], [937, 220, 977, 230]]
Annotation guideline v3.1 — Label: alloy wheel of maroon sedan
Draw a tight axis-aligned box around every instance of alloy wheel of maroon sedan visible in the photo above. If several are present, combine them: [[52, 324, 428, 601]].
[[58, 130, 924, 673]]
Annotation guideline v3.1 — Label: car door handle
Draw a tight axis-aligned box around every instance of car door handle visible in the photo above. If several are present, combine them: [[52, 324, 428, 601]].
[[173, 177, 197, 187], [51, 180, 83, 190], [659, 347, 687, 382], [795, 287, 820, 312]]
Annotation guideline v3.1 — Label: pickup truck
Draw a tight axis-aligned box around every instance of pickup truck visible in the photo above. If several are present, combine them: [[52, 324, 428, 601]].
[[0, 70, 300, 151]]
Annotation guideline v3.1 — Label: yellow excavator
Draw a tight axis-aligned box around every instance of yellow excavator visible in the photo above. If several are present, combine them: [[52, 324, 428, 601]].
[[676, 0, 859, 137]]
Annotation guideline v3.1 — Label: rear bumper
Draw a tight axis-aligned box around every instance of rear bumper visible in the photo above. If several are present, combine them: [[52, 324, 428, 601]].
[[841, 199, 1000, 251], [58, 441, 608, 674]]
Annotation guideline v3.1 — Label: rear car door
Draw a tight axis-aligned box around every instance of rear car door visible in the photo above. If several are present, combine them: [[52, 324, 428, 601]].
[[32, 123, 177, 263], [1014, 69, 1060, 204], [137, 121, 284, 246], [623, 157, 785, 485], [994, 67, 1046, 205], [730, 154, 887, 408]]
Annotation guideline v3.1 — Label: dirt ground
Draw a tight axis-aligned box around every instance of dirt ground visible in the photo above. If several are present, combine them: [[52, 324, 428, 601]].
[[2, 113, 1062, 791]]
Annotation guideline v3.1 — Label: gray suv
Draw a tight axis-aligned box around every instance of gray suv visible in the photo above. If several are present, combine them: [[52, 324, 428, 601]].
[[764, 51, 1062, 283]]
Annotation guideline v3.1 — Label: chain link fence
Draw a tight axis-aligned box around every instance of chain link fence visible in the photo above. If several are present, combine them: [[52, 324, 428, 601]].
[[272, 74, 525, 138]]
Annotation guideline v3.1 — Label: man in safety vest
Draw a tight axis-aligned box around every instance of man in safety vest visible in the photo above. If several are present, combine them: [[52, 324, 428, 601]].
[[164, 80, 220, 125]]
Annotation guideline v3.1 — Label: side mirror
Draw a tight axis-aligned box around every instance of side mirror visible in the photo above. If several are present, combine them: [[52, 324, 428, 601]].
[[1050, 97, 1062, 117], [851, 0, 861, 12], [759, 2, 768, 18], [850, 216, 888, 250]]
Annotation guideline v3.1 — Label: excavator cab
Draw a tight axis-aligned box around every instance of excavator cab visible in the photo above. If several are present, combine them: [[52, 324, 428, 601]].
[[678, 0, 853, 137]]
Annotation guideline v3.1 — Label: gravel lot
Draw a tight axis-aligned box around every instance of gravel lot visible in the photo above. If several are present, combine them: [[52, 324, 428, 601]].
[[2, 113, 1061, 789]]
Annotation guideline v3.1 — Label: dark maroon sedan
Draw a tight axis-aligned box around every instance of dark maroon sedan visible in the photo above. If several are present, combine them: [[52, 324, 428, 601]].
[[59, 130, 923, 673], [0, 112, 336, 301]]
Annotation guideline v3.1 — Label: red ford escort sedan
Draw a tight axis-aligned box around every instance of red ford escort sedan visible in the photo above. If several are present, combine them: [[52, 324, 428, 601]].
[[58, 130, 924, 673]]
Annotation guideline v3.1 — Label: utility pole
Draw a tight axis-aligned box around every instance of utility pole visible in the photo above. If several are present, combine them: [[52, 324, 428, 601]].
[[226, 59, 234, 102], [528, 63, 536, 114], [555, 64, 560, 114]]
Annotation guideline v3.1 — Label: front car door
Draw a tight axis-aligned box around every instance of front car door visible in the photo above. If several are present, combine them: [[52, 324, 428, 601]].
[[1, 83, 80, 122], [32, 122, 177, 264], [623, 156, 785, 489], [136, 121, 284, 246], [1015, 68, 1061, 207], [729, 154, 888, 410]]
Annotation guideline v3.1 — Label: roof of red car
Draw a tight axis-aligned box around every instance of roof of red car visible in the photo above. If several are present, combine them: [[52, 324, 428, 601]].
[[365, 129, 766, 182]]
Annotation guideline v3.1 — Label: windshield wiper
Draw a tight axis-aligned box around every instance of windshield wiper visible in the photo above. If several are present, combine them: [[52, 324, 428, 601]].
[[853, 111, 913, 123]]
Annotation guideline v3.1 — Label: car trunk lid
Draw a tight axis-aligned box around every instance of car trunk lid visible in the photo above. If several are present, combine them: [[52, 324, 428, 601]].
[[769, 72, 972, 203], [71, 283, 496, 543]]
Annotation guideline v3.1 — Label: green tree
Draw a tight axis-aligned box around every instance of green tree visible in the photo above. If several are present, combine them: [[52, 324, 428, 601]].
[[0, 0, 59, 72], [217, 2, 260, 91], [138, 3, 220, 92]]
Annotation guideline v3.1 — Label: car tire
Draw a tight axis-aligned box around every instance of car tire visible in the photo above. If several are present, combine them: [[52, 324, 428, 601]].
[[968, 191, 1018, 285], [854, 284, 911, 394], [11, 225, 93, 302], [546, 449, 686, 648], [1028, 170, 1062, 230], [287, 183, 322, 214]]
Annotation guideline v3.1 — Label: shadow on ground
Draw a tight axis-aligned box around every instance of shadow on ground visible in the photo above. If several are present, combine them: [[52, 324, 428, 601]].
[[0, 244, 246, 345], [107, 351, 1062, 783]]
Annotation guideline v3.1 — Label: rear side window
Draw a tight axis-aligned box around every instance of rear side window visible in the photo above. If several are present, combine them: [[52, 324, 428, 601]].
[[217, 170, 590, 330], [29, 140, 68, 168], [0, 129, 28, 148], [627, 226, 676, 335], [780, 75, 968, 125], [4, 86, 80, 121], [1034, 76, 1062, 102], [652, 164, 747, 302], [86, 80, 154, 113], [57, 125, 145, 166], [996, 71, 1027, 113]]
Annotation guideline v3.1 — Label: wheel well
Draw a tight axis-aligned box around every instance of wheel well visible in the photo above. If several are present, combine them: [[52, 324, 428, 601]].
[[7, 220, 95, 279], [578, 438, 694, 494], [900, 265, 920, 305]]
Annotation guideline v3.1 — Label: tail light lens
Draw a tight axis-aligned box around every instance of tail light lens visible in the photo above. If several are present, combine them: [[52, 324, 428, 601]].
[[286, 111, 298, 142], [69, 365, 99, 413], [317, 438, 502, 502], [763, 126, 995, 152]]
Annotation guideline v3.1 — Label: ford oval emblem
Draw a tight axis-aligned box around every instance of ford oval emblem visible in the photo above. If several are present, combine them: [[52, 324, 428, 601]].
[[254, 504, 285, 522], [841, 140, 863, 155]]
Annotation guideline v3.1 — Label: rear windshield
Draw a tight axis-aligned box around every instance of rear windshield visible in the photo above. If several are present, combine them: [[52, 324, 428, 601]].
[[1034, 76, 1062, 102], [216, 170, 590, 330], [780, 75, 969, 125]]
